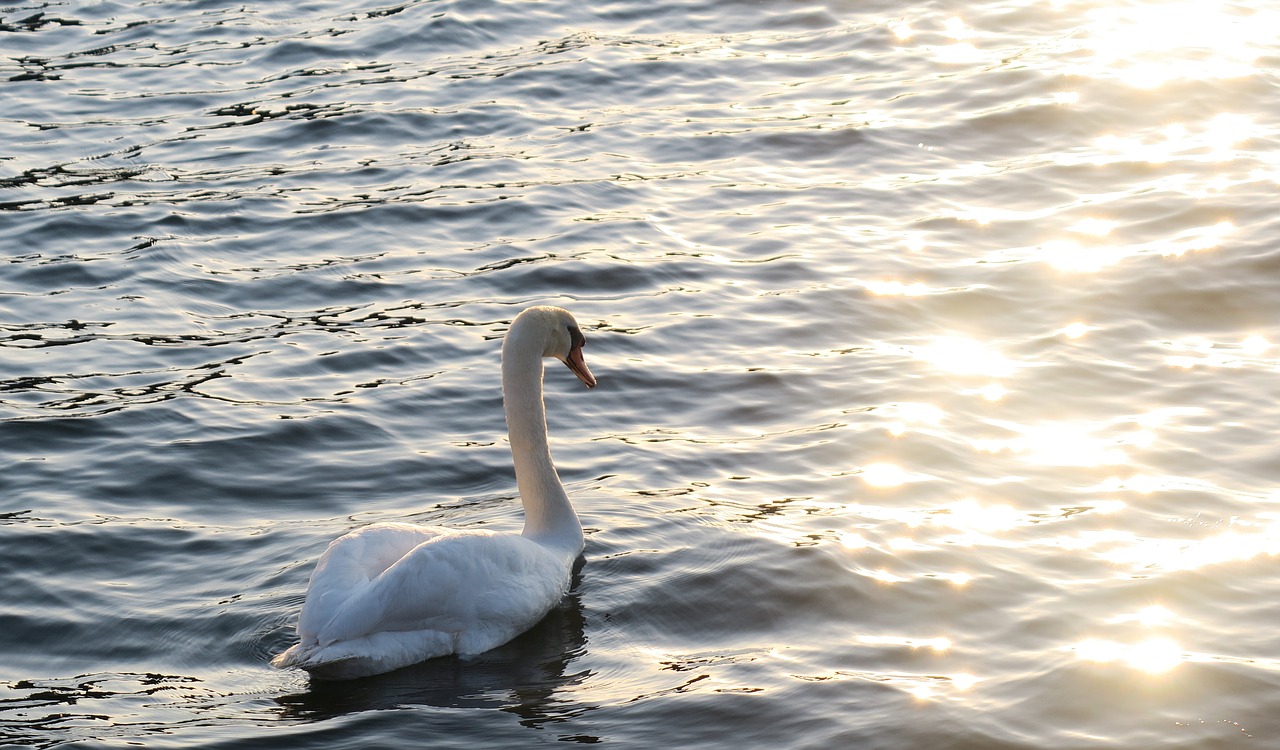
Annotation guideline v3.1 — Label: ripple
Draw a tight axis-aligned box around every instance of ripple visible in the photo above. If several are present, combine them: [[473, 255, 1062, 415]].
[[5, 0, 1280, 747]]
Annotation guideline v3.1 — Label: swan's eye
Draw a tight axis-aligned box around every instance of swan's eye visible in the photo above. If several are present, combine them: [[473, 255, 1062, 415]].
[[568, 325, 586, 350]]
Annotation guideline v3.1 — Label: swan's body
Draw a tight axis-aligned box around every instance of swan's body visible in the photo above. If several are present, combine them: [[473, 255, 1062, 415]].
[[272, 306, 596, 680]]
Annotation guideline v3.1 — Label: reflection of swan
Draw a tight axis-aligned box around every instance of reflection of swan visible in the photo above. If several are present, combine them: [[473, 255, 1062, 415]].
[[273, 306, 597, 680]]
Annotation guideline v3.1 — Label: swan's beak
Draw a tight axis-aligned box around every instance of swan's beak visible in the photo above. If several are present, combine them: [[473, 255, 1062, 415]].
[[563, 345, 596, 389]]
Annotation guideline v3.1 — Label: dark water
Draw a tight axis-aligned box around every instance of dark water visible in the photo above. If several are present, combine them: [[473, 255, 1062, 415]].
[[5, 0, 1280, 747]]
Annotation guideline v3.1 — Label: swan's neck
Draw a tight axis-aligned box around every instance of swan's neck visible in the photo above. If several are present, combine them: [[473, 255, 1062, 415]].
[[502, 332, 584, 557]]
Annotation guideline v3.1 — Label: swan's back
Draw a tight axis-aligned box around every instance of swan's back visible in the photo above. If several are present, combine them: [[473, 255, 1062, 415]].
[[274, 523, 574, 679]]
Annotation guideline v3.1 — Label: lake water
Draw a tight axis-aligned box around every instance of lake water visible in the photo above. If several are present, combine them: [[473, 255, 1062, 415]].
[[4, 0, 1280, 747]]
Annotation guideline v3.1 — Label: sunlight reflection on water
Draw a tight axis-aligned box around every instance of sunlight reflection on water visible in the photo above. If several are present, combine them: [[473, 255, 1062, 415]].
[[1073, 636, 1185, 674], [1074, 2, 1280, 88]]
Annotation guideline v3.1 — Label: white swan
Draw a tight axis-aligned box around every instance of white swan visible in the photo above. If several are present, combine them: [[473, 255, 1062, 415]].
[[272, 305, 596, 680]]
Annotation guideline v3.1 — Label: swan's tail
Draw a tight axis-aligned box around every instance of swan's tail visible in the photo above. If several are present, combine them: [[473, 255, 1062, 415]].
[[270, 638, 383, 679], [271, 638, 340, 670], [270, 630, 457, 679], [270, 643, 306, 669]]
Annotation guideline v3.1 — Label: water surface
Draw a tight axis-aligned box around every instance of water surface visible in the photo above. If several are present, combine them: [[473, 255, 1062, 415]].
[[4, 0, 1280, 747]]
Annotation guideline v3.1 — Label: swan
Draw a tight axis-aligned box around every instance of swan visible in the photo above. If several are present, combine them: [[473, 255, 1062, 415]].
[[272, 305, 596, 680]]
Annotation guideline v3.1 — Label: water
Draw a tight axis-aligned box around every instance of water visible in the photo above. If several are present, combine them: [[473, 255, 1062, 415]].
[[4, 0, 1280, 746]]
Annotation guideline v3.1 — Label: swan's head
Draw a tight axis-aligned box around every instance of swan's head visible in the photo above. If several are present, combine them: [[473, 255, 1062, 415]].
[[512, 306, 597, 389]]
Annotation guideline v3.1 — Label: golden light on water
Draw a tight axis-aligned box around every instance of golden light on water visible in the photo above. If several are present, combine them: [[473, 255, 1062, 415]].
[[1098, 520, 1280, 571], [979, 382, 1006, 401], [778, 0, 1262, 707], [860, 462, 904, 487], [1088, 115, 1257, 167], [1075, 2, 1278, 88], [1073, 637, 1184, 673], [953, 205, 1018, 227], [1126, 637, 1185, 673], [931, 42, 984, 65], [933, 498, 1021, 534], [914, 337, 1017, 378], [1163, 220, 1234, 257], [942, 16, 974, 40], [1066, 218, 1116, 237], [1109, 605, 1174, 627], [910, 670, 980, 701], [1041, 239, 1122, 273], [1164, 332, 1273, 369], [860, 462, 922, 488], [870, 569, 910, 584], [1039, 219, 1232, 273], [1034, 502, 1280, 574], [919, 16, 983, 65], [973, 421, 1152, 467], [1241, 335, 1271, 356], [1060, 322, 1091, 339], [884, 402, 944, 437]]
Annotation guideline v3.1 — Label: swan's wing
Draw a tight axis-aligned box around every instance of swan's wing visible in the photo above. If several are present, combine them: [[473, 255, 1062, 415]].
[[297, 523, 447, 638], [309, 531, 568, 650]]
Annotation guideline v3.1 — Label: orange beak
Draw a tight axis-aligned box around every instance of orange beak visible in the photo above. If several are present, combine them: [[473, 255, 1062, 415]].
[[564, 344, 596, 389]]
